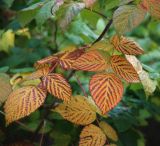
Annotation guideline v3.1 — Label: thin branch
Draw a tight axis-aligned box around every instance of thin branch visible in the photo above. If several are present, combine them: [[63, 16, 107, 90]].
[[74, 74, 88, 97], [39, 120, 46, 146], [92, 19, 113, 45]]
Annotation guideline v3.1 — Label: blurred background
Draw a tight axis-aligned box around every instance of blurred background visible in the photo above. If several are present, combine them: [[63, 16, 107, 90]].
[[0, 0, 160, 146]]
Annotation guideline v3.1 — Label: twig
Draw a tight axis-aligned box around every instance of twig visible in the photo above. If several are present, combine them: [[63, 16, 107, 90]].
[[74, 74, 88, 97], [92, 19, 113, 45], [39, 120, 46, 146]]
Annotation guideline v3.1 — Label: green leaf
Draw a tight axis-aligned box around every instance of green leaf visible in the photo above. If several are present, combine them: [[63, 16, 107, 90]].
[[59, 2, 85, 30], [113, 5, 146, 34]]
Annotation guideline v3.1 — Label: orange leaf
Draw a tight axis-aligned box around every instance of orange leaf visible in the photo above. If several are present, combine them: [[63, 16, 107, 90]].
[[5, 86, 46, 124], [111, 35, 144, 55], [42, 73, 72, 101], [89, 73, 123, 114], [111, 55, 140, 83], [59, 49, 85, 70], [26, 65, 50, 80], [140, 0, 160, 19], [79, 124, 106, 146], [73, 50, 108, 72]]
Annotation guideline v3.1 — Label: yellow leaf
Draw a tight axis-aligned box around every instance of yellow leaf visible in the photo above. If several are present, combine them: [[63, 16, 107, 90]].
[[0, 73, 12, 105], [15, 28, 31, 38], [55, 95, 96, 125], [0, 29, 15, 53], [5, 86, 46, 124], [99, 121, 118, 142], [79, 124, 106, 146]]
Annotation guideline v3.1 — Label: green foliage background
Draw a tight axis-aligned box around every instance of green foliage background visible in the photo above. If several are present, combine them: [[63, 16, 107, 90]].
[[0, 0, 160, 146]]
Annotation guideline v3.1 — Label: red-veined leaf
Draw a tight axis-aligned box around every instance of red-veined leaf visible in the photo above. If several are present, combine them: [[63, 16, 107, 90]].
[[55, 95, 96, 125], [59, 49, 85, 70], [140, 0, 160, 19], [26, 65, 50, 80], [111, 55, 140, 83], [89, 73, 123, 114], [79, 124, 106, 146], [5, 86, 46, 124], [111, 35, 144, 55], [42, 73, 71, 101], [36, 55, 58, 65], [73, 50, 108, 72]]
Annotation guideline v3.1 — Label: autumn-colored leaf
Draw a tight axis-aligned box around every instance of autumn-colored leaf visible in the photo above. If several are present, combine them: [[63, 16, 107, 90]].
[[79, 124, 106, 146], [55, 95, 96, 125], [0, 73, 12, 105], [59, 49, 85, 70], [42, 73, 71, 101], [73, 50, 108, 72], [26, 65, 50, 80], [111, 55, 139, 83], [36, 55, 58, 66], [113, 5, 146, 34], [126, 55, 157, 96], [99, 121, 118, 142], [5, 86, 46, 124], [89, 73, 123, 114], [140, 0, 160, 19], [111, 35, 144, 55]]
